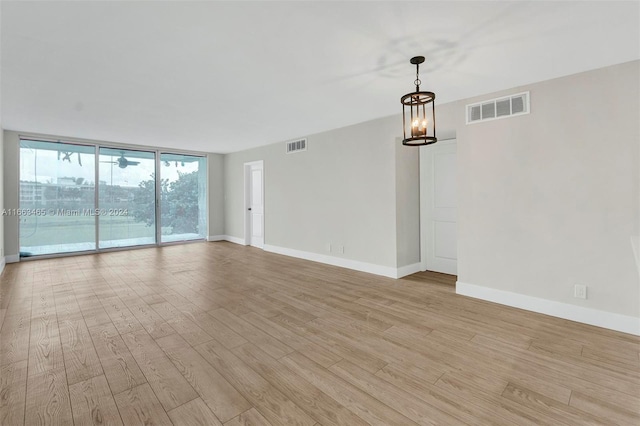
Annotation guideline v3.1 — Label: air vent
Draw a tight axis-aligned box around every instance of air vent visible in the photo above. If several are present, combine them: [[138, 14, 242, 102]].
[[466, 92, 529, 124], [286, 138, 307, 154]]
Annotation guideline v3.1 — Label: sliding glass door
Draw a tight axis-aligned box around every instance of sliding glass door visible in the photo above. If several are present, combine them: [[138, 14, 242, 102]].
[[98, 148, 156, 249], [19, 138, 207, 258], [159, 153, 207, 243], [19, 140, 96, 256]]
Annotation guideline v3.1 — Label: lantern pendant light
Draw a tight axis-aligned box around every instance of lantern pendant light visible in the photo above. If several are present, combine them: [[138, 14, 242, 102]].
[[401, 56, 437, 146]]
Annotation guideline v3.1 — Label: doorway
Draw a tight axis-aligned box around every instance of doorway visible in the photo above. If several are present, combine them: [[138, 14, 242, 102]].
[[420, 139, 458, 274], [244, 160, 264, 248]]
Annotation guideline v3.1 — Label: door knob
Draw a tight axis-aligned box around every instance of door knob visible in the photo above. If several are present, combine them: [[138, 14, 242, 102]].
[[248, 208, 252, 211]]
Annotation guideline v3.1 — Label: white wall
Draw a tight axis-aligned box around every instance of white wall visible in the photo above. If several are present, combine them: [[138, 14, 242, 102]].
[[0, 1, 4, 273], [395, 139, 420, 267], [223, 115, 420, 273], [207, 153, 225, 238], [0, 127, 4, 273], [3, 131, 19, 260], [452, 61, 639, 328]]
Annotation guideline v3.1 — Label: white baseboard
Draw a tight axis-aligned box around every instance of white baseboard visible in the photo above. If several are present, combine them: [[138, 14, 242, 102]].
[[456, 281, 640, 336], [222, 235, 246, 245], [263, 244, 418, 279], [6, 255, 19, 264], [396, 262, 423, 278], [264, 244, 396, 278], [207, 235, 247, 245]]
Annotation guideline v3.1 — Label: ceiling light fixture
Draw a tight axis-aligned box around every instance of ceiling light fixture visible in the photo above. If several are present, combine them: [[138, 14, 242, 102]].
[[401, 56, 437, 146]]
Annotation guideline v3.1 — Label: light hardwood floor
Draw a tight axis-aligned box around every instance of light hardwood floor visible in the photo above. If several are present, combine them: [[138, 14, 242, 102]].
[[1, 241, 638, 425]]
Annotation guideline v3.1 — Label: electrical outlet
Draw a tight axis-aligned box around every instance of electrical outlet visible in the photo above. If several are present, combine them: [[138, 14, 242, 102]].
[[574, 284, 587, 299], [336, 244, 344, 254]]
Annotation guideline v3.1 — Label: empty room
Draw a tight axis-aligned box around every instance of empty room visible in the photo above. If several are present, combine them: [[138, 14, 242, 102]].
[[0, 1, 638, 425]]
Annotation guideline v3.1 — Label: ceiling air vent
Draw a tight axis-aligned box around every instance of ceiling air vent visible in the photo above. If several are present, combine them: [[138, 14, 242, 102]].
[[466, 91, 529, 124], [286, 138, 307, 154]]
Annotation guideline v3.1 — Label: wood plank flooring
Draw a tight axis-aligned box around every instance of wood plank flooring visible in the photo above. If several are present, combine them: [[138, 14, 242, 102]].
[[0, 241, 638, 425]]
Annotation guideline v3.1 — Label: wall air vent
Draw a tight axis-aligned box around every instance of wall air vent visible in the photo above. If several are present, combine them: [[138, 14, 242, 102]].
[[466, 91, 530, 124], [286, 138, 307, 154]]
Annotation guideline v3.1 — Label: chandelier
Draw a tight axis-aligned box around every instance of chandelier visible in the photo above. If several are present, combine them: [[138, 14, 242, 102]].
[[401, 56, 437, 146]]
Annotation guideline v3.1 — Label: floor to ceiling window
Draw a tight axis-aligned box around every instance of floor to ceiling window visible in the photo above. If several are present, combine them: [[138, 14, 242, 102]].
[[99, 148, 157, 249], [19, 140, 97, 256], [18, 138, 207, 257], [160, 153, 207, 243]]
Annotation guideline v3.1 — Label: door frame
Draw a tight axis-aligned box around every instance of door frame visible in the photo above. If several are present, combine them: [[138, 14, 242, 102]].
[[243, 160, 264, 248], [420, 138, 458, 273]]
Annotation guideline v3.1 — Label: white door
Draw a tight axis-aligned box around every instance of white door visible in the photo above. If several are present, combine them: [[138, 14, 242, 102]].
[[245, 161, 264, 248], [420, 139, 457, 274]]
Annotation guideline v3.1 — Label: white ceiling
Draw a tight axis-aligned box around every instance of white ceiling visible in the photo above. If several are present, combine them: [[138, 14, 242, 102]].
[[1, 1, 638, 154]]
